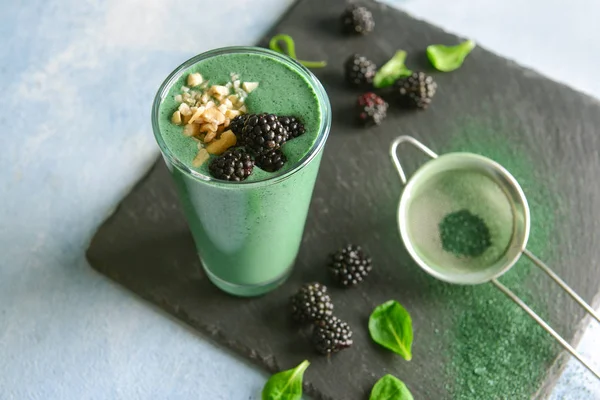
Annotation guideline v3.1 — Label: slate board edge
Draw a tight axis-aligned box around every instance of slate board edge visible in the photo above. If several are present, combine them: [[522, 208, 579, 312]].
[[84, 0, 600, 397]]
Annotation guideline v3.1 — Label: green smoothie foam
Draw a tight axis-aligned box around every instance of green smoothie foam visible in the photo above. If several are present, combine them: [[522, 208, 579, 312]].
[[158, 52, 322, 181], [153, 48, 329, 296]]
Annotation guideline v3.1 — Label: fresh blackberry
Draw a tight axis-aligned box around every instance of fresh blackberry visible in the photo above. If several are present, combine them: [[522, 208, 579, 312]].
[[255, 148, 287, 172], [395, 71, 437, 109], [278, 116, 306, 139], [290, 282, 334, 323], [328, 244, 372, 287], [356, 92, 388, 126], [208, 148, 254, 181], [239, 113, 289, 153], [312, 316, 353, 355], [344, 54, 377, 86], [340, 5, 375, 35], [230, 114, 248, 136]]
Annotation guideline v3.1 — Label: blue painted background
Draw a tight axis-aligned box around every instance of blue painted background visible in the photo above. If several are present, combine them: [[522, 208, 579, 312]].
[[1, 0, 598, 398]]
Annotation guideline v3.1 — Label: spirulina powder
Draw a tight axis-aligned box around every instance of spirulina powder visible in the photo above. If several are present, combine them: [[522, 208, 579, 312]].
[[436, 120, 559, 399], [439, 209, 492, 257]]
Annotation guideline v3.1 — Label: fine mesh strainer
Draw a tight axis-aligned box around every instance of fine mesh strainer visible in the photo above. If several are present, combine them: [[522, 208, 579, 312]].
[[390, 135, 600, 379]]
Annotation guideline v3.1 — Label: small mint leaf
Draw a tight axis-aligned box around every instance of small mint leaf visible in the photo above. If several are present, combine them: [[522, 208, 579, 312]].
[[369, 374, 414, 400], [373, 50, 412, 88], [427, 39, 476, 72], [368, 300, 413, 360], [261, 360, 309, 400]]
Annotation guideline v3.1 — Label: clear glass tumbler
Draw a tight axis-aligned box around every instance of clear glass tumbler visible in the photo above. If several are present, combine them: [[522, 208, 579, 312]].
[[151, 47, 331, 296]]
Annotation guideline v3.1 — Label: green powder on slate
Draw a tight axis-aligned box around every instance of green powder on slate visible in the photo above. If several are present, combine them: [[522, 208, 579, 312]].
[[439, 209, 492, 257], [434, 119, 559, 399]]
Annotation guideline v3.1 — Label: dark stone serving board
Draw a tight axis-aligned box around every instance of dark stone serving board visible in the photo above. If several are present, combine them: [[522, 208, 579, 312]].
[[87, 0, 600, 398]]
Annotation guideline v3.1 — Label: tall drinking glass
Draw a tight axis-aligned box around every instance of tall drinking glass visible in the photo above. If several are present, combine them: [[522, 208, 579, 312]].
[[152, 47, 331, 296]]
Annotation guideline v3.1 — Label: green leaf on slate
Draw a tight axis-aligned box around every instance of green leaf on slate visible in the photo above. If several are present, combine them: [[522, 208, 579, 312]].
[[369, 374, 414, 400], [269, 34, 327, 68], [373, 50, 412, 88], [368, 300, 413, 360], [261, 360, 310, 400], [427, 39, 476, 72]]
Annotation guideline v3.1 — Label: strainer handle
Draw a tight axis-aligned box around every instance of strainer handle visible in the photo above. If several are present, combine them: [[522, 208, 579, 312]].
[[492, 278, 600, 380], [523, 249, 600, 324], [390, 136, 438, 185]]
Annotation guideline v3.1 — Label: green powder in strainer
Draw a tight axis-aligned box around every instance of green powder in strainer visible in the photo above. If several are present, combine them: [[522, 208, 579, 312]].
[[439, 209, 492, 257], [406, 167, 514, 275]]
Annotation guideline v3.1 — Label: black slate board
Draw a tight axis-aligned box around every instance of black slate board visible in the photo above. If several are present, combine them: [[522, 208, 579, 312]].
[[87, 0, 600, 398]]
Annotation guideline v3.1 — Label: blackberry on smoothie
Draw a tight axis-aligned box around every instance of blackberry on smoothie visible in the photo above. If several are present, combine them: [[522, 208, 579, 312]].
[[152, 47, 331, 296]]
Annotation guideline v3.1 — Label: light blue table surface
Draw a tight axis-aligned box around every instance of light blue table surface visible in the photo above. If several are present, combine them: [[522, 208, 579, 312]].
[[1, 1, 599, 398]]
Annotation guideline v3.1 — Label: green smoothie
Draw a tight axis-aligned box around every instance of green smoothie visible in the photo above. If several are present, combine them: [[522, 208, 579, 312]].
[[152, 47, 331, 296]]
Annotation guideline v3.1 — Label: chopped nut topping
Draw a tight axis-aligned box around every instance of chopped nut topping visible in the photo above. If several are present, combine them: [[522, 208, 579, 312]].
[[204, 131, 217, 142], [188, 106, 206, 124], [170, 72, 259, 165], [206, 130, 237, 155], [242, 82, 259, 93], [209, 85, 229, 100], [187, 73, 204, 87], [178, 103, 191, 116], [202, 108, 225, 125], [171, 111, 182, 125], [199, 122, 218, 133], [192, 148, 210, 167], [183, 123, 200, 137], [224, 109, 241, 119]]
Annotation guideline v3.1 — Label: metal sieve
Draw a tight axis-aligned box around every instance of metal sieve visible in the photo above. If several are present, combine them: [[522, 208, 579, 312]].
[[391, 135, 600, 379]]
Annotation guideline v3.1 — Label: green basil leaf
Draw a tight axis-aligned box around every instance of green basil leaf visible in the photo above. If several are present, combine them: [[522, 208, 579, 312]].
[[368, 300, 413, 360], [261, 360, 310, 400], [427, 39, 476, 72], [369, 374, 414, 400], [373, 50, 412, 88], [269, 34, 327, 68]]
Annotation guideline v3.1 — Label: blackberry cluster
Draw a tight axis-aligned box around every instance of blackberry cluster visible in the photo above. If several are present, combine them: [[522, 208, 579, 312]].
[[208, 148, 254, 182], [312, 316, 353, 355], [395, 71, 437, 109], [255, 148, 287, 172], [290, 282, 334, 323], [344, 54, 377, 86], [289, 279, 357, 355], [278, 116, 306, 138], [328, 244, 372, 287], [229, 114, 248, 136], [239, 113, 289, 153], [356, 92, 388, 126], [208, 113, 307, 179], [340, 5, 375, 35]]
